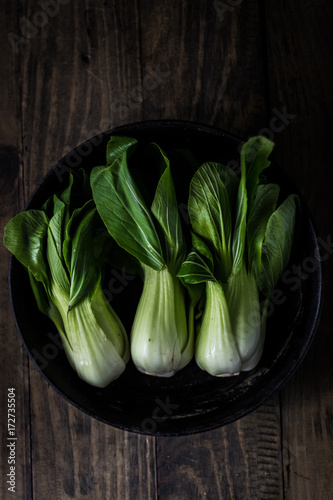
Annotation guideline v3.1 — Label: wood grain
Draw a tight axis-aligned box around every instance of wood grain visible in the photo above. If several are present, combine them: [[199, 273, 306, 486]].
[[20, 0, 144, 199], [18, 1, 154, 499], [29, 373, 157, 499], [138, 1, 284, 499], [156, 395, 283, 500], [138, 0, 268, 136], [266, 1, 333, 498], [0, 3, 33, 499], [1, 0, 332, 499]]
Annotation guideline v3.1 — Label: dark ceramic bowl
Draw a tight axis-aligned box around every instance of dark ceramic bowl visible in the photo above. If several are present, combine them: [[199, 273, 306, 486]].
[[9, 120, 322, 436]]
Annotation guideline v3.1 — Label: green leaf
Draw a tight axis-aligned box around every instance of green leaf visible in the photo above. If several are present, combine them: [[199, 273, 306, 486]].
[[177, 251, 217, 285], [47, 207, 70, 298], [57, 173, 74, 208], [151, 145, 186, 272], [28, 269, 67, 338], [3, 210, 50, 286], [231, 171, 247, 275], [91, 152, 165, 270], [189, 162, 233, 282], [62, 198, 112, 308], [69, 207, 102, 308], [247, 183, 280, 274], [219, 164, 240, 215], [53, 194, 71, 251], [106, 135, 137, 166], [41, 195, 55, 217], [57, 173, 75, 230], [241, 136, 275, 211], [53, 194, 65, 215], [79, 168, 92, 200], [191, 232, 214, 269], [257, 194, 299, 297], [91, 221, 113, 265], [232, 136, 275, 274], [28, 269, 50, 317], [145, 142, 172, 179], [177, 251, 210, 311], [63, 199, 95, 273]]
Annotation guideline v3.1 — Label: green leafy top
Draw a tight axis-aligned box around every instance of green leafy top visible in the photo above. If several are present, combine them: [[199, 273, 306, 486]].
[[256, 194, 299, 297], [232, 136, 275, 275], [91, 136, 186, 275], [179, 136, 299, 300], [4, 172, 113, 320]]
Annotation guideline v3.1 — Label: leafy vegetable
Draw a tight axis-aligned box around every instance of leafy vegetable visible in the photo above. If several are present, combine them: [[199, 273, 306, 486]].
[[91, 136, 193, 377], [4, 133, 299, 386], [4, 173, 129, 388], [179, 136, 298, 376]]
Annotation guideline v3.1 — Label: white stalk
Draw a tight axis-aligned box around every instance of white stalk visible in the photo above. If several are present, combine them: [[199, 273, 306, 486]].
[[241, 298, 268, 371], [130, 265, 191, 377], [226, 264, 261, 365], [195, 280, 242, 376], [50, 282, 129, 388]]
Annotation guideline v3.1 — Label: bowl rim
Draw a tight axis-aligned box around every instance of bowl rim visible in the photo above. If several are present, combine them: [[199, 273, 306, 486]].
[[8, 119, 324, 436]]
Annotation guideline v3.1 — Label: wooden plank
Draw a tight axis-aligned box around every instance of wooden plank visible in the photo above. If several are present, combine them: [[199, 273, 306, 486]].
[[138, 1, 283, 498], [265, 1, 333, 498], [139, 0, 268, 137], [4, 0, 331, 498], [21, 0, 144, 199], [0, 2, 33, 499], [18, 1, 156, 499], [157, 396, 283, 500], [29, 375, 157, 499]]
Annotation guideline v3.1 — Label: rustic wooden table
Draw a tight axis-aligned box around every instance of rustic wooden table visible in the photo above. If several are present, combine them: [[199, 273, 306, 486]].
[[1, 1, 332, 499]]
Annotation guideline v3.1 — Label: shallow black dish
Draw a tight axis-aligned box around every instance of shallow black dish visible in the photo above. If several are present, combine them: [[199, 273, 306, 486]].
[[9, 120, 322, 436]]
